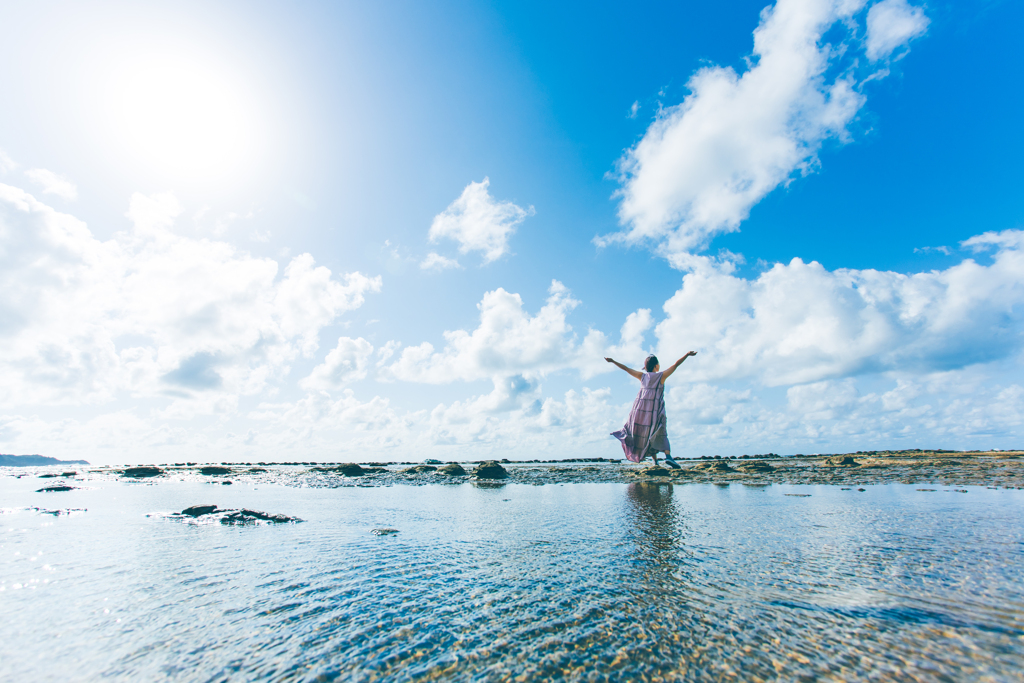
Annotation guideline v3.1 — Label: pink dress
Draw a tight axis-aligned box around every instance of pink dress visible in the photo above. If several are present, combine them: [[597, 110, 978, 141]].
[[611, 371, 671, 463]]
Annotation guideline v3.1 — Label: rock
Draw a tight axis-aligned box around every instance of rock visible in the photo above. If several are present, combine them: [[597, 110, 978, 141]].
[[200, 466, 232, 475], [36, 484, 75, 492], [472, 461, 509, 479], [313, 463, 366, 476], [247, 467, 268, 473], [181, 504, 219, 517], [699, 461, 734, 472], [220, 509, 302, 524], [371, 528, 399, 535], [438, 463, 467, 476], [823, 455, 860, 466], [222, 481, 233, 485], [424, 459, 442, 465], [738, 461, 775, 472], [401, 464, 438, 474], [639, 466, 670, 477], [123, 466, 163, 478]]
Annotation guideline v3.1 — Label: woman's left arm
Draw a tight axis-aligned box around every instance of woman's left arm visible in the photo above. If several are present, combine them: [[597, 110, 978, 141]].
[[661, 351, 697, 383]]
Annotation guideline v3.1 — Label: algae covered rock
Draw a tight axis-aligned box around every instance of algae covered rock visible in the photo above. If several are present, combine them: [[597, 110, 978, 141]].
[[473, 460, 509, 479], [199, 466, 232, 475], [823, 455, 860, 467], [401, 464, 438, 474], [181, 504, 219, 517], [122, 466, 163, 478], [438, 463, 467, 476]]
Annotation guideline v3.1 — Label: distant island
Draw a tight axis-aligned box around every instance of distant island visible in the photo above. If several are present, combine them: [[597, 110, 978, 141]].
[[0, 454, 90, 467]]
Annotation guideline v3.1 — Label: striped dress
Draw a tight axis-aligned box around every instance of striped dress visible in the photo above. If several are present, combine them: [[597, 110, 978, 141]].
[[611, 371, 671, 463]]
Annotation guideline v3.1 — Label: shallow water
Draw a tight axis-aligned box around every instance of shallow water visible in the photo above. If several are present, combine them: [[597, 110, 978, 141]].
[[2, 476, 1022, 681]]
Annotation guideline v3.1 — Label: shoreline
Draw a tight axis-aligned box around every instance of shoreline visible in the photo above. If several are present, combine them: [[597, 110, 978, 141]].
[[8, 450, 1023, 489]]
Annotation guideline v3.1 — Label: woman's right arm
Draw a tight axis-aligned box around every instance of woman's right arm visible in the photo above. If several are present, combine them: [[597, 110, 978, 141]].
[[604, 357, 643, 380]]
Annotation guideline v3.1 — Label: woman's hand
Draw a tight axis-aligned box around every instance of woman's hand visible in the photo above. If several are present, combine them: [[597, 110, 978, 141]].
[[604, 357, 614, 363]]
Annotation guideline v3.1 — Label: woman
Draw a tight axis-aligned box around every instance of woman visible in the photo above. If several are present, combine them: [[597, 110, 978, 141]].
[[606, 352, 696, 468]]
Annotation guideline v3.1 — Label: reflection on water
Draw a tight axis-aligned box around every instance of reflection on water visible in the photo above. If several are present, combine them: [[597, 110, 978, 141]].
[[1, 477, 1022, 681]]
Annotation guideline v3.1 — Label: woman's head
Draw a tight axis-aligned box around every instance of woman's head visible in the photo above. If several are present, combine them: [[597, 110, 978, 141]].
[[644, 355, 659, 372]]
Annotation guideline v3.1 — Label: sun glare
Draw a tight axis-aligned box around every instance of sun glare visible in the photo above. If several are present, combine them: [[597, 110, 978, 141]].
[[103, 54, 261, 183]]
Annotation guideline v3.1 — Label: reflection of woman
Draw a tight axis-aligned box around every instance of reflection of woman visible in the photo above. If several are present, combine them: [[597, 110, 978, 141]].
[[606, 352, 696, 468], [624, 483, 681, 565]]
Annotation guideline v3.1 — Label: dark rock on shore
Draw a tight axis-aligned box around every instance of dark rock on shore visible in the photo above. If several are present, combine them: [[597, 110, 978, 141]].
[[371, 528, 399, 535], [171, 504, 302, 524], [402, 464, 438, 474], [473, 461, 509, 479], [123, 466, 163, 478], [738, 461, 775, 472], [199, 466, 232, 475], [438, 463, 467, 476], [182, 504, 219, 517], [220, 509, 298, 524], [36, 484, 76, 492], [823, 456, 860, 466]]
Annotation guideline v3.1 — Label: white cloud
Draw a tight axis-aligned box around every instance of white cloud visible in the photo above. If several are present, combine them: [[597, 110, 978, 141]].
[[381, 280, 580, 384], [428, 178, 534, 264], [653, 230, 1024, 386], [419, 252, 462, 271], [0, 184, 381, 408], [866, 0, 929, 61], [25, 168, 78, 200], [601, 0, 928, 267], [300, 337, 375, 391], [0, 148, 16, 174]]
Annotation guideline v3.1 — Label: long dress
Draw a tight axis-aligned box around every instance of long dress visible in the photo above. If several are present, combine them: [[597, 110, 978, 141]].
[[611, 371, 671, 463]]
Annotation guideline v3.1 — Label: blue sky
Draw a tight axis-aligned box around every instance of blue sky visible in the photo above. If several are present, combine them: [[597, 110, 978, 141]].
[[1, 0, 1022, 464]]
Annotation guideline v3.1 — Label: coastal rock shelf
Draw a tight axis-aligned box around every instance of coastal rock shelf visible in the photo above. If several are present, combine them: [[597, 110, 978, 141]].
[[9, 450, 1023, 489]]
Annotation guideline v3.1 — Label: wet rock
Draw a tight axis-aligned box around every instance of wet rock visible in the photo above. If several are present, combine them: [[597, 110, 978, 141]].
[[200, 466, 232, 475], [220, 509, 301, 524], [738, 461, 775, 472], [473, 461, 509, 479], [698, 461, 735, 472], [36, 484, 75, 492], [181, 504, 219, 517], [123, 466, 163, 478], [247, 467, 268, 473], [424, 459, 442, 465], [438, 463, 467, 476], [823, 456, 860, 466], [401, 464, 438, 474], [314, 463, 365, 476], [638, 466, 670, 477], [371, 528, 399, 535], [222, 481, 233, 485]]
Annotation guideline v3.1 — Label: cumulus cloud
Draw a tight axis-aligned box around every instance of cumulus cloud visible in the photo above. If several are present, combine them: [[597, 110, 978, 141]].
[[25, 168, 78, 200], [0, 148, 16, 174], [653, 230, 1024, 386], [0, 184, 381, 408], [381, 280, 580, 384], [602, 0, 928, 266], [419, 252, 462, 271], [866, 0, 929, 61], [428, 178, 534, 263], [300, 337, 375, 390]]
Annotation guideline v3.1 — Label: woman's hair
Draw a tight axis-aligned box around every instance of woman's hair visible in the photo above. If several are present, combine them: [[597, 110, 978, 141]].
[[644, 355, 659, 372]]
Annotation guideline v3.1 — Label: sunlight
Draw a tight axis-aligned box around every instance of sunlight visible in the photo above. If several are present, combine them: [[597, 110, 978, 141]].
[[103, 54, 259, 182]]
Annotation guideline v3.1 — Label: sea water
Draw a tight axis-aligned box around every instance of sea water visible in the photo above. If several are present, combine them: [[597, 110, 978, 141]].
[[1, 476, 1022, 681]]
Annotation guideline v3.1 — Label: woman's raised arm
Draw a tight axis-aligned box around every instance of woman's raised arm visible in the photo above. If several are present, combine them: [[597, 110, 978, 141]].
[[604, 357, 643, 381], [660, 351, 697, 383]]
